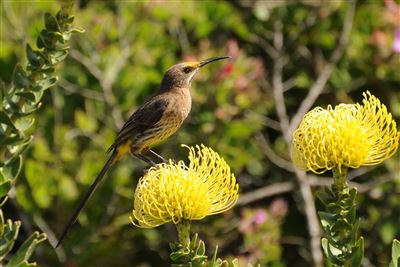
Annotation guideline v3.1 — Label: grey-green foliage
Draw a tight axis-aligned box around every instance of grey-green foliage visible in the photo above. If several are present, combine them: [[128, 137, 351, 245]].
[[170, 234, 259, 267], [317, 170, 364, 267], [0, 0, 81, 266]]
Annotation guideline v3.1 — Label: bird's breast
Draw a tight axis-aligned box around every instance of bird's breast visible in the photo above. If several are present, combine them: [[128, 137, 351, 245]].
[[168, 89, 192, 120]]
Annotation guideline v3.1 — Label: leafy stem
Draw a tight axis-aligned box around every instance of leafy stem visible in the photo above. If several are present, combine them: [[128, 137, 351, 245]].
[[317, 167, 364, 266], [0, 1, 82, 266]]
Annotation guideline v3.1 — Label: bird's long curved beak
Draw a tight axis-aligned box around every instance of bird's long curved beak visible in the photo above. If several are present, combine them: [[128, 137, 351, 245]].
[[198, 56, 231, 68]]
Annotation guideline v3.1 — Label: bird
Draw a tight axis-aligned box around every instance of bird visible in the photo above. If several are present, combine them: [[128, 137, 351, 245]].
[[55, 56, 231, 247]]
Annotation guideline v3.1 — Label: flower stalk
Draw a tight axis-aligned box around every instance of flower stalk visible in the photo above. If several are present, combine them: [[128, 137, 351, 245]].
[[176, 220, 191, 248]]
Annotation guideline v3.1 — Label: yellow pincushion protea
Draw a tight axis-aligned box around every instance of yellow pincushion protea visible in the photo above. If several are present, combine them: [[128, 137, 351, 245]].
[[130, 145, 239, 228], [291, 91, 399, 174]]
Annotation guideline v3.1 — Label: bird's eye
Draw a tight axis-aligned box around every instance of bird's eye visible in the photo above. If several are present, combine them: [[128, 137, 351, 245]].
[[183, 67, 192, 73]]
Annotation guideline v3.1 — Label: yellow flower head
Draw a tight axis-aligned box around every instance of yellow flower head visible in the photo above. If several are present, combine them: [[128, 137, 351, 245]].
[[291, 91, 399, 174], [130, 145, 239, 228]]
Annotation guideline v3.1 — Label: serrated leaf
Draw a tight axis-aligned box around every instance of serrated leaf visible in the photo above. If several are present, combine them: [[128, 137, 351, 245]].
[[12, 65, 30, 89], [391, 239, 400, 267], [44, 12, 60, 31], [6, 231, 47, 267]]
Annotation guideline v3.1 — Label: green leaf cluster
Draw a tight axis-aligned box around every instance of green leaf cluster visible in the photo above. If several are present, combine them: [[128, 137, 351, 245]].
[[0, 1, 80, 266], [0, 1, 82, 182], [317, 175, 363, 267], [170, 234, 258, 267]]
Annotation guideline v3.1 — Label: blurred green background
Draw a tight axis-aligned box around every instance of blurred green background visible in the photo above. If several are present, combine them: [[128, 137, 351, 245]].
[[1, 0, 399, 266]]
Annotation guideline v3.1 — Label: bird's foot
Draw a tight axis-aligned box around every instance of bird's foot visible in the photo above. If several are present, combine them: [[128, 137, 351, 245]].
[[132, 153, 157, 167], [148, 149, 167, 163]]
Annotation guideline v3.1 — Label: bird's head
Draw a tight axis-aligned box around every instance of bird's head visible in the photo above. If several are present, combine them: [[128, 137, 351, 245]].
[[160, 56, 231, 91]]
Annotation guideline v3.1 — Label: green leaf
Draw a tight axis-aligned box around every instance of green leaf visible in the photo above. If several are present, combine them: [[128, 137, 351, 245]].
[[349, 237, 364, 267], [26, 44, 42, 68], [318, 211, 336, 229], [230, 259, 239, 267], [0, 220, 21, 261], [196, 240, 205, 256], [322, 238, 344, 265], [345, 205, 356, 225], [0, 134, 25, 146], [15, 92, 36, 103], [0, 197, 8, 207], [32, 77, 58, 91], [37, 29, 65, 50], [0, 110, 18, 131], [48, 50, 69, 64], [14, 117, 35, 132], [0, 180, 12, 198], [44, 12, 60, 31], [2, 156, 23, 181], [317, 187, 335, 207], [209, 245, 219, 267], [0, 210, 3, 237], [9, 261, 37, 267], [331, 218, 352, 234], [391, 239, 400, 267], [6, 231, 47, 267], [0, 82, 5, 103], [12, 65, 30, 89]]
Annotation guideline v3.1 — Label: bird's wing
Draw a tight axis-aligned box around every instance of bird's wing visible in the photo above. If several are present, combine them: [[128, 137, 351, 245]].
[[108, 96, 169, 152]]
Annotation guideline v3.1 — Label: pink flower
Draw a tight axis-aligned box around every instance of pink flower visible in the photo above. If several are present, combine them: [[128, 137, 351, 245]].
[[253, 209, 267, 225], [393, 28, 400, 53]]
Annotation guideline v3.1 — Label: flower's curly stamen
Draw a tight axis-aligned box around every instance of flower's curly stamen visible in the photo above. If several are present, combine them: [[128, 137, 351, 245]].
[[130, 145, 239, 228], [291, 91, 399, 174]]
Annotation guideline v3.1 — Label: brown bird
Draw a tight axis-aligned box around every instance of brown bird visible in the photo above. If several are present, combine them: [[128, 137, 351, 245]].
[[56, 56, 230, 247]]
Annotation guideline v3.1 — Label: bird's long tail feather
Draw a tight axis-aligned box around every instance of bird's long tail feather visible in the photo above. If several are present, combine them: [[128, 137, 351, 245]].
[[55, 151, 117, 248]]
